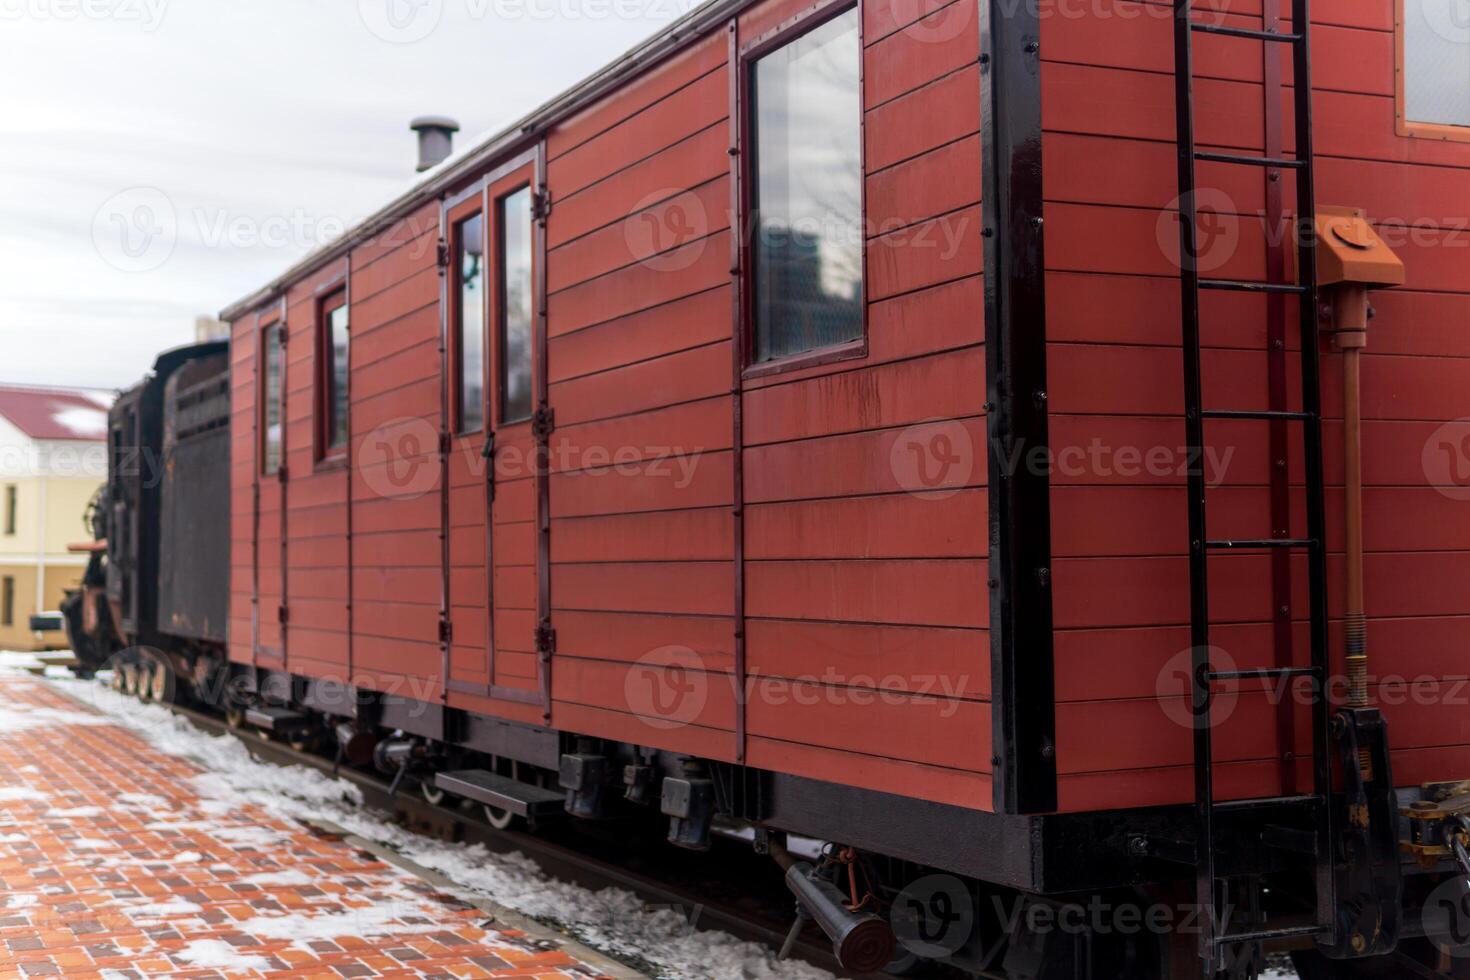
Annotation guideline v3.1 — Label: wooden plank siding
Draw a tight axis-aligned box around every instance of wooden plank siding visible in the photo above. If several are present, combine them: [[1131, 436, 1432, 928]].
[[228, 0, 990, 810], [1040, 0, 1470, 811]]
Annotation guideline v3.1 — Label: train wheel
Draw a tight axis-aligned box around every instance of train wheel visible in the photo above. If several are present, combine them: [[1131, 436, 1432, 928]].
[[109, 668, 127, 693], [225, 701, 247, 729], [421, 780, 446, 806], [483, 805, 517, 830], [123, 664, 142, 697], [137, 663, 155, 703], [146, 662, 173, 704]]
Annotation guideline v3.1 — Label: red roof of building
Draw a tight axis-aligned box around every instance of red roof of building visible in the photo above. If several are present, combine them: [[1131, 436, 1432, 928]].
[[0, 385, 113, 442]]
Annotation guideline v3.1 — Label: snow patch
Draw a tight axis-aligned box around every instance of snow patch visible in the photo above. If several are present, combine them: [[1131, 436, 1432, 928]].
[[0, 787, 47, 804], [173, 939, 271, 976], [51, 406, 108, 438], [45, 674, 833, 979]]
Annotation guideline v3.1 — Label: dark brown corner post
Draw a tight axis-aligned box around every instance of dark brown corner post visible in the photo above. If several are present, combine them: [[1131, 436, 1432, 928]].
[[980, 0, 1058, 814]]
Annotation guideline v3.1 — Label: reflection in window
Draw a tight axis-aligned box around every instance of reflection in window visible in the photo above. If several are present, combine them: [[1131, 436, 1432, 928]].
[[322, 295, 349, 453], [1402, 0, 1470, 128], [499, 187, 534, 423], [262, 323, 283, 475], [457, 213, 486, 432], [751, 6, 863, 363]]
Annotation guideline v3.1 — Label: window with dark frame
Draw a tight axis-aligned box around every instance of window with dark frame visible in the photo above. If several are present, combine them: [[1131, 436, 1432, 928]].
[[319, 291, 349, 457], [749, 5, 864, 365], [1, 576, 12, 627], [456, 212, 486, 433], [497, 187, 534, 424], [1399, 0, 1470, 136], [261, 323, 283, 475], [3, 485, 14, 535]]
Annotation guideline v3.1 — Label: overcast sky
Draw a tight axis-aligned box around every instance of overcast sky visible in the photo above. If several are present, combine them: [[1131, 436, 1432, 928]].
[[0, 0, 691, 390]]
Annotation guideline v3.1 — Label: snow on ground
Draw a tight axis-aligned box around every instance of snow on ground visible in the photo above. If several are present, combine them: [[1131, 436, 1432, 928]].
[[4, 662, 1307, 979], [23, 670, 832, 980]]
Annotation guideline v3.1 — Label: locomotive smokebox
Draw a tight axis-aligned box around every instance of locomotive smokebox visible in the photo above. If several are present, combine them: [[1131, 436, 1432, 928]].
[[410, 116, 459, 172]]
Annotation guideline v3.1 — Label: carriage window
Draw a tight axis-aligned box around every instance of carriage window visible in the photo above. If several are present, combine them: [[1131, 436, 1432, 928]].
[[261, 323, 283, 475], [1, 576, 12, 627], [750, 5, 863, 364], [498, 187, 534, 423], [3, 485, 14, 535], [1400, 0, 1470, 133], [456, 212, 486, 433], [319, 291, 349, 456]]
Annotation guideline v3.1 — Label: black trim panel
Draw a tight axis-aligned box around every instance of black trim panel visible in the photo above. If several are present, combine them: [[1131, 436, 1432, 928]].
[[980, 0, 1057, 815]]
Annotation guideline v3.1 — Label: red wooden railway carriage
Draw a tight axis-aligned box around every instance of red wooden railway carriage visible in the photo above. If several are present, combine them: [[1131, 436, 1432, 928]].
[[213, 0, 1470, 974]]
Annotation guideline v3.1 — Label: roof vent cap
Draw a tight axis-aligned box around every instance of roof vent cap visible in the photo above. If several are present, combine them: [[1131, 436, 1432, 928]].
[[410, 116, 460, 173]]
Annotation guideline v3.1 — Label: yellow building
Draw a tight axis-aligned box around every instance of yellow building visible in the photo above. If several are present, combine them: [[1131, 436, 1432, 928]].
[[0, 385, 111, 651]]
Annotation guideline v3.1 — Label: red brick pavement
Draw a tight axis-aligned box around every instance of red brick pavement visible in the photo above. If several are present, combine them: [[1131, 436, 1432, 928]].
[[0, 674, 619, 980]]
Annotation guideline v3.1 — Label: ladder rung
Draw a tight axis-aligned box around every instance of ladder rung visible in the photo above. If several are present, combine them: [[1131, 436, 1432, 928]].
[[1194, 150, 1307, 170], [1206, 537, 1314, 550], [1192, 22, 1303, 43], [1207, 667, 1321, 682], [1200, 279, 1308, 295], [1201, 409, 1313, 421], [1215, 924, 1327, 947], [1213, 794, 1322, 814]]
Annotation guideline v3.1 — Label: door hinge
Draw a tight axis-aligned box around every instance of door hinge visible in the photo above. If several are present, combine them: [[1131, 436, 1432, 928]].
[[439, 431, 452, 455], [531, 406, 556, 441], [277, 465, 288, 483], [534, 620, 556, 656], [436, 239, 450, 272], [278, 604, 289, 624], [531, 188, 552, 222], [438, 614, 453, 644]]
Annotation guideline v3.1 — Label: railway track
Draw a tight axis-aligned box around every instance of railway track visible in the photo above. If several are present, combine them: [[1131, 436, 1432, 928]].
[[114, 688, 879, 980]]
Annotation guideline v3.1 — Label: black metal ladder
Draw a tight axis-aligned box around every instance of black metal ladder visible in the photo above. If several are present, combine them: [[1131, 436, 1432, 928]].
[[1171, 0, 1336, 972]]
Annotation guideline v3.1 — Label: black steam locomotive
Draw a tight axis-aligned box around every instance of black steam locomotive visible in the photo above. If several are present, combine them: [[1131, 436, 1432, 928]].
[[62, 341, 231, 700]]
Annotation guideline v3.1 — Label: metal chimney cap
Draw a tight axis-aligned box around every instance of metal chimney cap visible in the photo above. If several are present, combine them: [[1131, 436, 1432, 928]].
[[410, 116, 461, 134]]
